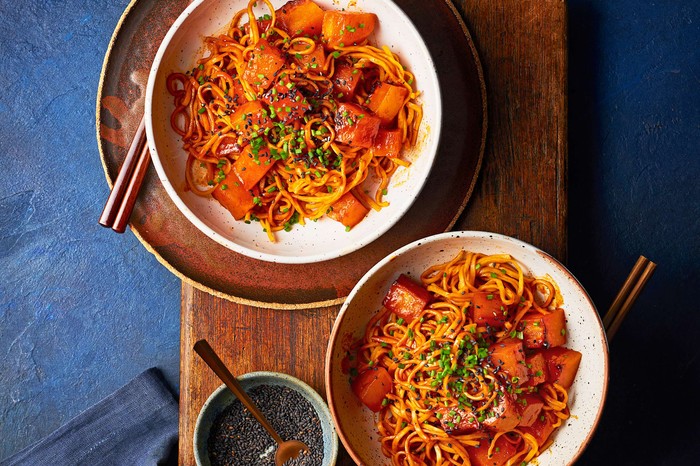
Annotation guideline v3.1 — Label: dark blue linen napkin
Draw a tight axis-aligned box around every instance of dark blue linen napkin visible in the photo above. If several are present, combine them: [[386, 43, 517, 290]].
[[1, 368, 178, 466]]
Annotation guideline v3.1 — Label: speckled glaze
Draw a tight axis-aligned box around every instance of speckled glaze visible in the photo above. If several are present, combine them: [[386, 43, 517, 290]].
[[194, 371, 338, 466], [145, 0, 442, 264], [325, 231, 609, 466]]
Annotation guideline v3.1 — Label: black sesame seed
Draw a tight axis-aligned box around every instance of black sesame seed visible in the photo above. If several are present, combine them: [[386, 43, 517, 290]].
[[208, 384, 324, 466]]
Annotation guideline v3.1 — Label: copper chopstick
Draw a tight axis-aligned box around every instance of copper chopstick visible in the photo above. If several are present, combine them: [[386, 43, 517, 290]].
[[111, 141, 151, 233], [98, 115, 149, 233], [603, 255, 656, 340]]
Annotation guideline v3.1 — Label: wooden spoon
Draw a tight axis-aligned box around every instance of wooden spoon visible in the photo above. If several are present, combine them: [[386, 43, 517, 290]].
[[194, 340, 309, 465]]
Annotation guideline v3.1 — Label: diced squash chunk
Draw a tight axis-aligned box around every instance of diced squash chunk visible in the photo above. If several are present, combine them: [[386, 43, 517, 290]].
[[488, 339, 529, 385], [466, 435, 519, 466], [517, 394, 545, 427], [232, 144, 274, 190], [277, 0, 325, 37], [212, 174, 255, 220], [481, 392, 520, 432], [371, 129, 403, 158], [261, 80, 312, 123], [332, 61, 361, 100], [520, 413, 556, 445], [322, 11, 377, 48], [523, 352, 549, 387], [541, 347, 582, 389], [351, 367, 393, 412], [242, 39, 286, 92], [519, 308, 568, 349], [293, 42, 325, 74], [470, 292, 508, 328], [435, 406, 480, 435], [382, 274, 431, 322], [326, 191, 369, 228], [228, 100, 274, 138], [334, 102, 380, 148], [366, 82, 409, 125]]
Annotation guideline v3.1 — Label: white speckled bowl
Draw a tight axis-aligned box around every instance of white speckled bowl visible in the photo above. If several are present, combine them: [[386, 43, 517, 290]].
[[325, 231, 609, 465], [194, 371, 338, 466], [145, 0, 441, 264]]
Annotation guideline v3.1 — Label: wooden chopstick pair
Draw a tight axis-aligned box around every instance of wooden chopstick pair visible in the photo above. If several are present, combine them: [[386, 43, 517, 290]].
[[603, 255, 656, 340], [98, 115, 151, 233]]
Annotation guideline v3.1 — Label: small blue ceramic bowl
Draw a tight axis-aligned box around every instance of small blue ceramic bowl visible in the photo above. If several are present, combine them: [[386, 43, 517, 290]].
[[194, 371, 338, 466]]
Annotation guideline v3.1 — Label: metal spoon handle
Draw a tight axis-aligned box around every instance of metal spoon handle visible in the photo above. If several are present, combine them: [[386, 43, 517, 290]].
[[194, 340, 283, 445]]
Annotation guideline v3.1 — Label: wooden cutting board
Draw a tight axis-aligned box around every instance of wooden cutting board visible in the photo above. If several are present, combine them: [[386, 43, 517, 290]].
[[179, 1, 567, 464]]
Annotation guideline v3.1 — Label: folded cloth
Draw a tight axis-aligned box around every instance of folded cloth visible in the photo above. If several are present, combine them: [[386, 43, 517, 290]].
[[1, 368, 178, 466]]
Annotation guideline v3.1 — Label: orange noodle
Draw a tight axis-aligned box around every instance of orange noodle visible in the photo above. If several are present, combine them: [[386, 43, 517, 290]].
[[347, 250, 582, 465], [167, 0, 422, 241]]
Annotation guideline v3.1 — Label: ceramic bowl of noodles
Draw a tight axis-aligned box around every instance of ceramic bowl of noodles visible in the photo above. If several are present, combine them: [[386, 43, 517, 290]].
[[145, 0, 441, 263], [325, 231, 609, 465]]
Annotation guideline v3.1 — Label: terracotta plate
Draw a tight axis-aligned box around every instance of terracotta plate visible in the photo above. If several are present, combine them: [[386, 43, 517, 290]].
[[96, 0, 487, 308]]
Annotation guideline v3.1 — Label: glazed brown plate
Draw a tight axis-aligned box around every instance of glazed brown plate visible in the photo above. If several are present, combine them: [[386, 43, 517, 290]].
[[96, 0, 486, 308]]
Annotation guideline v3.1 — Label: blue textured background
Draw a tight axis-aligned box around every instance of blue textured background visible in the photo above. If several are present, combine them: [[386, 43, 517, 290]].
[[0, 0, 181, 458], [0, 0, 698, 464]]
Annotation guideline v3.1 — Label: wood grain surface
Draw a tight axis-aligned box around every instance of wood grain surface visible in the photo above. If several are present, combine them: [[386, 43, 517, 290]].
[[179, 1, 567, 464]]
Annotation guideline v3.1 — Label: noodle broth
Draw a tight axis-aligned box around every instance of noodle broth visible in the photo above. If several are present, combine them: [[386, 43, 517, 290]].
[[326, 232, 608, 466]]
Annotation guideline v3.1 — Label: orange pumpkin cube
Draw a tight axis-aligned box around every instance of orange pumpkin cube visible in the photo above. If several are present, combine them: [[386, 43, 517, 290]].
[[488, 339, 529, 385], [212, 174, 255, 220], [326, 191, 369, 228], [466, 435, 519, 466], [241, 39, 286, 93], [371, 129, 403, 158], [276, 0, 325, 38], [523, 352, 549, 387], [334, 102, 380, 148], [322, 11, 377, 48], [366, 82, 409, 125], [516, 394, 545, 427], [470, 292, 509, 328], [541, 347, 582, 389], [232, 144, 274, 190], [481, 392, 520, 432], [332, 61, 361, 100], [261, 80, 312, 123], [520, 412, 556, 445], [351, 366, 393, 412], [382, 274, 431, 322], [228, 100, 274, 138], [519, 308, 568, 349]]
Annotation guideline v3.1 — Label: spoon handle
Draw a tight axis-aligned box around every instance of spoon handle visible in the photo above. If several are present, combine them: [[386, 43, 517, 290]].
[[194, 340, 284, 445]]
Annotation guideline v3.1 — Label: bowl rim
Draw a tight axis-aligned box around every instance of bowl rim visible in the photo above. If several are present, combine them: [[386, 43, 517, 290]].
[[144, 0, 443, 264], [325, 230, 610, 465], [193, 370, 339, 466]]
